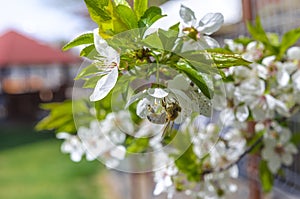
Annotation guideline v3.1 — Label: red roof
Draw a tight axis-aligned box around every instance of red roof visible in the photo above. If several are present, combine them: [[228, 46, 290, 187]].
[[0, 30, 79, 66]]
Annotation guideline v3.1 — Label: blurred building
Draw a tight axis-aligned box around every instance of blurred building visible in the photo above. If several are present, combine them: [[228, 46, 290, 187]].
[[0, 30, 79, 122]]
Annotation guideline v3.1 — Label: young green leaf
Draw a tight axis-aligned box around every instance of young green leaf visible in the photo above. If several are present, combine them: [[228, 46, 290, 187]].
[[247, 17, 278, 55], [134, 0, 148, 19], [278, 27, 300, 60], [126, 137, 149, 153], [62, 33, 94, 51], [174, 145, 202, 182], [206, 48, 252, 68], [80, 44, 98, 58], [259, 160, 274, 192], [175, 62, 213, 99], [114, 0, 130, 6], [84, 0, 111, 23], [75, 64, 99, 80], [35, 100, 92, 134], [116, 5, 138, 29], [83, 75, 102, 88], [142, 32, 164, 49], [158, 27, 179, 51], [138, 6, 166, 29]]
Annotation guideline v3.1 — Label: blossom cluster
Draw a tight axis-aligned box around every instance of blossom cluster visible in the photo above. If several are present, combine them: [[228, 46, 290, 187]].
[[36, 1, 300, 199], [218, 39, 300, 174]]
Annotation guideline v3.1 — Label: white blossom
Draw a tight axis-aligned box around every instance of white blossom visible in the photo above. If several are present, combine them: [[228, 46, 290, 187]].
[[262, 127, 298, 174], [89, 28, 120, 102]]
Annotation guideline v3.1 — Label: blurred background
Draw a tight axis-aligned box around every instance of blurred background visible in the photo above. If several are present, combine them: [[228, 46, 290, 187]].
[[0, 0, 300, 199]]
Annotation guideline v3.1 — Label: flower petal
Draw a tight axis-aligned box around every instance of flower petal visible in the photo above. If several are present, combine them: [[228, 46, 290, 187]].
[[202, 36, 220, 48], [287, 46, 300, 60], [179, 4, 197, 25], [89, 67, 118, 101], [277, 69, 290, 87], [281, 153, 293, 165], [110, 145, 126, 160], [198, 13, 224, 35], [147, 88, 168, 98], [93, 28, 120, 65], [236, 104, 249, 122]]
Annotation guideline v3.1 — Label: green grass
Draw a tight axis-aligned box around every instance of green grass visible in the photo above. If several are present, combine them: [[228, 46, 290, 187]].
[[0, 139, 104, 199]]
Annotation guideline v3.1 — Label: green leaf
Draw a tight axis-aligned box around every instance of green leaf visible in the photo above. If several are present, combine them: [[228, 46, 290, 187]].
[[233, 36, 252, 46], [174, 145, 202, 182], [138, 6, 165, 29], [142, 32, 163, 49], [80, 44, 98, 58], [83, 75, 102, 88], [158, 27, 179, 51], [206, 48, 252, 68], [75, 64, 99, 80], [114, 0, 130, 6], [179, 51, 215, 74], [134, 0, 148, 19], [84, 0, 112, 23], [116, 5, 138, 29], [175, 62, 213, 99], [247, 17, 278, 55], [290, 132, 300, 145], [35, 100, 92, 134], [62, 33, 94, 51], [259, 160, 274, 192], [279, 27, 300, 59], [126, 137, 149, 153]]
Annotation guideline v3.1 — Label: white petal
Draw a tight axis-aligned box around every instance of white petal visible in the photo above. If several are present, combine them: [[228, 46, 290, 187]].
[[147, 88, 168, 98], [70, 151, 83, 162], [285, 143, 298, 154], [110, 145, 126, 160], [56, 132, 71, 139], [281, 153, 293, 165], [179, 4, 196, 25], [125, 90, 147, 109], [93, 28, 120, 65], [268, 158, 281, 174], [198, 13, 224, 35], [136, 98, 150, 118], [93, 28, 109, 54], [292, 70, 300, 91], [203, 36, 220, 48], [105, 158, 120, 169], [89, 67, 118, 101], [275, 100, 290, 117], [277, 69, 290, 87], [265, 94, 276, 110], [287, 46, 300, 60], [153, 181, 165, 196], [236, 105, 249, 122], [262, 55, 276, 66], [251, 106, 266, 121]]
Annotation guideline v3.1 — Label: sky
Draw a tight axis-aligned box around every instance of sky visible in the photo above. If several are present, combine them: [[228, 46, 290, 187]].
[[0, 0, 91, 43], [0, 0, 242, 43]]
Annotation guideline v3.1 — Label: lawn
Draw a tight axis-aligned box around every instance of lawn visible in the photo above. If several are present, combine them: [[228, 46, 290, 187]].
[[0, 125, 105, 199]]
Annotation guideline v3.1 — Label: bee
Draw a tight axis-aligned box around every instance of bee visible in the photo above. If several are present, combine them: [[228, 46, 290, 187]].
[[147, 98, 181, 137]]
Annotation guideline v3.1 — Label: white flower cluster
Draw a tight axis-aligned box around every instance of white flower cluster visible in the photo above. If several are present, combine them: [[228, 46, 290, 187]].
[[57, 111, 132, 168], [151, 116, 246, 198], [216, 40, 300, 174]]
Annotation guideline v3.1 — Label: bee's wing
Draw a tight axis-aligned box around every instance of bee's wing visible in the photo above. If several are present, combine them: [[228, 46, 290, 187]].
[[147, 112, 167, 124]]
